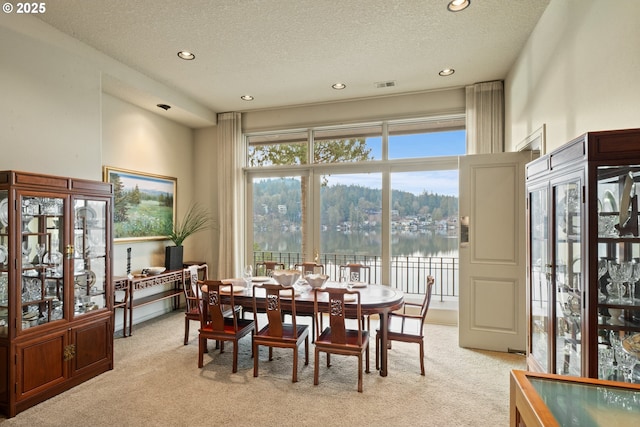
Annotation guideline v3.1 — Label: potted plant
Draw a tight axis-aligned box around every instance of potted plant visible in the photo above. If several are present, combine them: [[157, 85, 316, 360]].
[[165, 203, 214, 270]]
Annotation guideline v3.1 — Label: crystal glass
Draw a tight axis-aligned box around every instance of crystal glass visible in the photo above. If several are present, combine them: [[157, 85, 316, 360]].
[[35, 243, 46, 266], [21, 242, 32, 266], [607, 260, 632, 303], [629, 261, 640, 303], [597, 259, 609, 302], [21, 215, 33, 232], [598, 347, 615, 379], [617, 351, 637, 383], [242, 265, 253, 286]]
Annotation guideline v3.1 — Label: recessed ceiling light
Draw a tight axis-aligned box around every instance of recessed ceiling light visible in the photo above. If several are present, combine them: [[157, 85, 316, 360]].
[[177, 51, 195, 60], [332, 83, 346, 90], [241, 95, 254, 101], [447, 0, 470, 12], [439, 68, 455, 76]]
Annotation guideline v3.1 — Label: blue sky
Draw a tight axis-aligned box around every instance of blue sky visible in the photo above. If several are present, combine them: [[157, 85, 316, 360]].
[[325, 130, 464, 196]]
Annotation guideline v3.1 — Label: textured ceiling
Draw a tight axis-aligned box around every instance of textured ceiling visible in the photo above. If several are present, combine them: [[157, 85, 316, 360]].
[[37, 0, 549, 118]]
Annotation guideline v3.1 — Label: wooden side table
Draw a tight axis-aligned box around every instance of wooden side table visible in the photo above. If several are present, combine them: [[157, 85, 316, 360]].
[[126, 269, 184, 336], [113, 276, 130, 337]]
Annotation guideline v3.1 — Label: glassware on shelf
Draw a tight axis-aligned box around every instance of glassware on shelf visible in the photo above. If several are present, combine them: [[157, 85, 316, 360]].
[[21, 242, 32, 266], [21, 215, 33, 232], [629, 261, 640, 303], [607, 260, 632, 303], [607, 308, 624, 325], [598, 346, 615, 379], [597, 259, 609, 302], [616, 351, 638, 383], [598, 214, 618, 237], [35, 243, 46, 266]]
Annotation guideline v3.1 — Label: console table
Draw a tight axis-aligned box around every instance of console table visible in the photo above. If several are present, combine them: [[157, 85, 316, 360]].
[[113, 269, 184, 337]]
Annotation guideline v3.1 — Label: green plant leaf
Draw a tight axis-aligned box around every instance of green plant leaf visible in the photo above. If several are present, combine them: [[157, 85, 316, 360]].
[[168, 203, 214, 246]]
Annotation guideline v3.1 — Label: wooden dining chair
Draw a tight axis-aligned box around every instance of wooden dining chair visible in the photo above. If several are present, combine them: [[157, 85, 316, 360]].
[[252, 283, 309, 382], [339, 263, 371, 284], [255, 260, 285, 277], [339, 263, 372, 331], [313, 287, 369, 392], [183, 265, 241, 345], [182, 264, 208, 345], [197, 280, 255, 372], [295, 262, 324, 275], [376, 275, 434, 375]]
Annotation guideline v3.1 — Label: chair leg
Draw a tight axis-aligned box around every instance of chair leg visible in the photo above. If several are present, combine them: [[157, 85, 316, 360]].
[[375, 333, 380, 371], [253, 342, 259, 377], [314, 348, 320, 386], [304, 336, 309, 365], [268, 346, 273, 361], [184, 318, 189, 345], [292, 346, 298, 383], [419, 342, 425, 376], [232, 341, 238, 373], [365, 343, 370, 374], [326, 353, 331, 367], [198, 337, 204, 368], [357, 355, 363, 393]]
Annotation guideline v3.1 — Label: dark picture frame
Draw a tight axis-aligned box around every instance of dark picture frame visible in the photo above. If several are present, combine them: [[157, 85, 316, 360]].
[[103, 166, 177, 242]]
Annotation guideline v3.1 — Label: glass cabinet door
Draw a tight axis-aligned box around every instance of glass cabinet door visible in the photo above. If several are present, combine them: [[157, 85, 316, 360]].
[[554, 179, 582, 376], [72, 198, 108, 317], [596, 166, 640, 383], [530, 186, 549, 371], [20, 194, 65, 331], [0, 190, 8, 337]]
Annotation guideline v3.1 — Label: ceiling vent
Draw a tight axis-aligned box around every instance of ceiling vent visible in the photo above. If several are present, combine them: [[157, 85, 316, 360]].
[[375, 80, 396, 89]]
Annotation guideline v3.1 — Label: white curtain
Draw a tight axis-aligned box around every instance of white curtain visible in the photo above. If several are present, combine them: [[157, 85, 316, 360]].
[[465, 81, 504, 154], [216, 112, 244, 279]]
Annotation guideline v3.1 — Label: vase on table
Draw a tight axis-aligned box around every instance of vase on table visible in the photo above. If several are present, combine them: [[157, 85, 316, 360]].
[[165, 245, 184, 271]]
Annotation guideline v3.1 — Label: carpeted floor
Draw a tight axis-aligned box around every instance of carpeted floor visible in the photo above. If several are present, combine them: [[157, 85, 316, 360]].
[[0, 311, 525, 426]]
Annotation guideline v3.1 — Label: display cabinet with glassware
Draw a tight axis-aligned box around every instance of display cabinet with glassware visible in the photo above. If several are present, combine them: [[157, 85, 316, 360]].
[[525, 128, 640, 383], [0, 170, 113, 417]]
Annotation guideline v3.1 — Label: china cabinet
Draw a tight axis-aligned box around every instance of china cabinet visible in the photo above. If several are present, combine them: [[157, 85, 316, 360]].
[[525, 128, 640, 381], [0, 171, 113, 417]]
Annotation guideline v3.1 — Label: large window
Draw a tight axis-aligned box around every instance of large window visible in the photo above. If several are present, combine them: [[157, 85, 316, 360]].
[[246, 116, 465, 295]]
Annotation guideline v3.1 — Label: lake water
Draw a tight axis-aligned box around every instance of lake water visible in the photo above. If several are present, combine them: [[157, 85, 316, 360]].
[[253, 227, 459, 258]]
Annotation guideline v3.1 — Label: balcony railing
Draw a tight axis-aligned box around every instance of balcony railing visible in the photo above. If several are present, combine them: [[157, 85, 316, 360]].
[[253, 251, 458, 301]]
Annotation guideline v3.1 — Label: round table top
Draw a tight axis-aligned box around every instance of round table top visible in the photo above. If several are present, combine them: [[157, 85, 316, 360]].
[[218, 280, 404, 315]]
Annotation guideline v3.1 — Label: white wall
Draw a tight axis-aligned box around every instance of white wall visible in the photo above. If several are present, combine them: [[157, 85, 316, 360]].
[[0, 15, 102, 179], [243, 87, 465, 132], [101, 94, 198, 274], [0, 15, 210, 328], [505, 0, 640, 153]]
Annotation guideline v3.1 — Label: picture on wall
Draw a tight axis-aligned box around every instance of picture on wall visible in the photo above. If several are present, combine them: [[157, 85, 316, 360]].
[[103, 166, 177, 242]]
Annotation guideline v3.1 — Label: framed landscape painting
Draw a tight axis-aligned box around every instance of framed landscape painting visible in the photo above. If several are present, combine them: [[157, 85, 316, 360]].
[[103, 166, 177, 242]]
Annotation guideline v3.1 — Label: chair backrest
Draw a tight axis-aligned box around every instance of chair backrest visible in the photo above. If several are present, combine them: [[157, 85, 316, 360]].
[[258, 261, 285, 277], [314, 287, 363, 345], [296, 262, 324, 275], [421, 276, 435, 320], [252, 283, 298, 337], [339, 263, 370, 283], [183, 264, 208, 312], [197, 279, 240, 331]]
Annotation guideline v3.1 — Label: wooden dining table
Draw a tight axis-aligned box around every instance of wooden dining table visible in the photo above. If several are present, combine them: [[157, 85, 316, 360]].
[[220, 279, 404, 377]]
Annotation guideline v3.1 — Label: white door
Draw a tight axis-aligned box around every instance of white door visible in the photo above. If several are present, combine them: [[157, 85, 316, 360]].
[[458, 151, 534, 352]]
